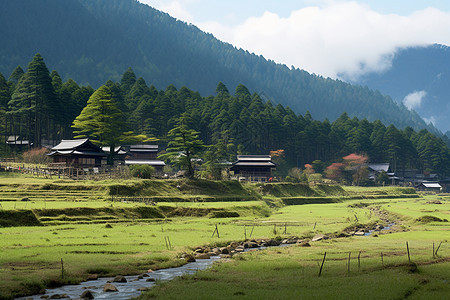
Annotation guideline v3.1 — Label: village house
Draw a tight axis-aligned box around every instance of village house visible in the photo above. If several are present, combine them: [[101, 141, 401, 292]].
[[5, 135, 31, 150], [124, 144, 166, 173], [230, 155, 276, 182], [48, 138, 106, 167], [367, 163, 399, 183]]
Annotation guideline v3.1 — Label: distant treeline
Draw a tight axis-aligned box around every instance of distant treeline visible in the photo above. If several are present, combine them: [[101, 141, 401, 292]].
[[0, 54, 449, 176]]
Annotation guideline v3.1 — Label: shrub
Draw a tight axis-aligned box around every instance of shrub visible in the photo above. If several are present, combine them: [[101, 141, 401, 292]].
[[129, 165, 155, 179], [22, 147, 50, 164]]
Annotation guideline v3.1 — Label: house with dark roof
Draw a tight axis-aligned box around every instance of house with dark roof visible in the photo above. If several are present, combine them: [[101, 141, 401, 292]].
[[48, 139, 106, 167], [368, 163, 398, 183], [6, 135, 31, 150], [230, 155, 276, 182], [124, 145, 165, 173]]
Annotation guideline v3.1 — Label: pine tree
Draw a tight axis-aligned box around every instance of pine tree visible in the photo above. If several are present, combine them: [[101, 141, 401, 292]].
[[120, 67, 137, 95], [158, 113, 206, 178], [72, 85, 124, 145], [8, 54, 58, 147], [7, 66, 24, 93]]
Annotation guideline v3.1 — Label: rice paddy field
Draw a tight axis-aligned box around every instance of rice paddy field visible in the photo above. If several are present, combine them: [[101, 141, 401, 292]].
[[0, 173, 448, 299]]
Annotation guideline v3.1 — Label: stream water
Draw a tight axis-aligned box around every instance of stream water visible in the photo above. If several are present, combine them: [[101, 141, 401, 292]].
[[364, 223, 395, 236], [17, 256, 221, 300]]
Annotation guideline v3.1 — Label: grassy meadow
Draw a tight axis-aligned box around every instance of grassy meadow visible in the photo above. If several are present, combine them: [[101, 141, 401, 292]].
[[0, 173, 448, 299]]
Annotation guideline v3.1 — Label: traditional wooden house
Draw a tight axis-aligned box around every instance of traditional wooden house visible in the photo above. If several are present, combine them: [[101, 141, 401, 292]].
[[6, 135, 30, 150], [368, 163, 399, 183], [124, 145, 165, 173], [127, 145, 159, 159], [48, 138, 106, 167], [230, 155, 276, 182]]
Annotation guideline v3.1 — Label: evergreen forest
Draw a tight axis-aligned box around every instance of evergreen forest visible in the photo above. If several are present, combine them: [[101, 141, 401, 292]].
[[1, 54, 449, 178], [0, 0, 439, 135]]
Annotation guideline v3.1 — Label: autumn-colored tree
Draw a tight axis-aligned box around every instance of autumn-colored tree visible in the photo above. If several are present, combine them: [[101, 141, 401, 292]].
[[343, 153, 369, 185], [325, 162, 345, 182], [304, 163, 315, 175], [22, 147, 50, 164]]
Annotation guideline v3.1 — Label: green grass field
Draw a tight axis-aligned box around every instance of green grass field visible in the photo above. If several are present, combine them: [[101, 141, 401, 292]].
[[0, 173, 448, 299]]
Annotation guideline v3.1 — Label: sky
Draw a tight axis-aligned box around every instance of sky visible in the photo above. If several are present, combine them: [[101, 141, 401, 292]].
[[138, 0, 450, 81]]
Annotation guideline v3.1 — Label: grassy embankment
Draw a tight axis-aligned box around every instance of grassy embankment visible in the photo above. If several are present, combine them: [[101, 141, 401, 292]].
[[0, 173, 448, 299]]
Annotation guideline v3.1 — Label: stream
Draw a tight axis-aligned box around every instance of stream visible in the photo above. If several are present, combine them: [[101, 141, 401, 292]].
[[17, 256, 221, 300]]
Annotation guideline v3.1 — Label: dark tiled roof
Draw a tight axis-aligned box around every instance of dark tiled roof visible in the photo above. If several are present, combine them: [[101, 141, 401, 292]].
[[52, 139, 90, 150]]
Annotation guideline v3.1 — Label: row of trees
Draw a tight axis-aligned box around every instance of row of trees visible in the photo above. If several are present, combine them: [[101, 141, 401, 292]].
[[1, 55, 449, 178]]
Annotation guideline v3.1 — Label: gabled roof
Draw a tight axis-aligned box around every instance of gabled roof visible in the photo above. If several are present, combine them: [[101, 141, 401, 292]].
[[236, 155, 272, 162], [52, 138, 92, 150], [232, 155, 275, 167], [49, 139, 105, 157], [420, 183, 442, 188], [125, 160, 166, 166], [129, 145, 158, 152]]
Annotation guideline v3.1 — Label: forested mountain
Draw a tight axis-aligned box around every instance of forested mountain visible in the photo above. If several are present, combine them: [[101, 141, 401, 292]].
[[0, 0, 436, 134], [1, 55, 449, 177], [350, 44, 450, 133]]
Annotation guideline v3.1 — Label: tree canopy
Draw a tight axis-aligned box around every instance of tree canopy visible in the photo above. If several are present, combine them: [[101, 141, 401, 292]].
[[1, 56, 449, 177]]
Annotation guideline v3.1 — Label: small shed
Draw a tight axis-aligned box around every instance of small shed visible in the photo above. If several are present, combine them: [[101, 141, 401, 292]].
[[416, 182, 442, 192], [48, 138, 106, 167], [230, 155, 276, 182]]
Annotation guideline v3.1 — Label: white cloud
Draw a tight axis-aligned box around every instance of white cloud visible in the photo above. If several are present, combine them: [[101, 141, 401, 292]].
[[403, 90, 427, 110], [207, 2, 450, 79], [139, 1, 450, 79], [139, 0, 196, 22]]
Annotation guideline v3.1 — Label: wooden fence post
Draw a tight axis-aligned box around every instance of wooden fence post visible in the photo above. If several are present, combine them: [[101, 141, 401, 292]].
[[435, 242, 442, 257], [318, 252, 327, 277], [406, 241, 411, 263]]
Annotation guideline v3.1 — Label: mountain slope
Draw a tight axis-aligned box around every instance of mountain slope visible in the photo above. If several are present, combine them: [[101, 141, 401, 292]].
[[0, 0, 436, 133], [352, 44, 450, 132]]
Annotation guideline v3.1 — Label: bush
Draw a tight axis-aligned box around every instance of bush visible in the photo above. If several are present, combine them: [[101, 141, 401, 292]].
[[129, 165, 155, 179], [22, 147, 50, 164]]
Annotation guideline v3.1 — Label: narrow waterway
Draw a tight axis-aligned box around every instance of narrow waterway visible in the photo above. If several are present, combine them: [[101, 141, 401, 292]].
[[17, 256, 221, 300]]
